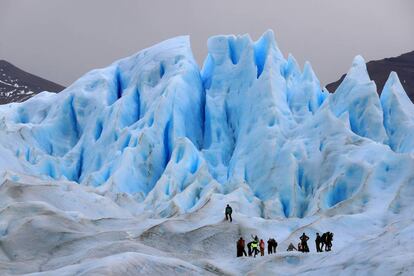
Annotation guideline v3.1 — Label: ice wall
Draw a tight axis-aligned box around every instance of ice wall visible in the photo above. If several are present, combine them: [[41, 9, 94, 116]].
[[0, 30, 413, 219], [0, 36, 204, 197]]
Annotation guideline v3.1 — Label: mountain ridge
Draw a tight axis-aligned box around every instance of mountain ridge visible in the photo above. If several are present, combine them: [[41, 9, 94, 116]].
[[0, 59, 65, 104], [326, 51, 414, 101]]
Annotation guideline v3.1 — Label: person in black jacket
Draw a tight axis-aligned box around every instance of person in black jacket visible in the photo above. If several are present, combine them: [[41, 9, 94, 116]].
[[267, 238, 278, 254], [321, 232, 334, 251], [320, 232, 327, 251], [300, 233, 310, 252], [315, 233, 322, 252], [247, 242, 252, 256], [272, 238, 278, 253], [326, 232, 334, 251], [225, 204, 233, 222], [267, 238, 273, 254]]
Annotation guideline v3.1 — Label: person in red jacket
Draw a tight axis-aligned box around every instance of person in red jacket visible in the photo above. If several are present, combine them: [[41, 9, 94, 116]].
[[259, 239, 265, 256], [236, 237, 247, 257]]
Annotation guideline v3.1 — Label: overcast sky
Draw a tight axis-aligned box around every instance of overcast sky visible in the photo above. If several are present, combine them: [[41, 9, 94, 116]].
[[1, 0, 413, 87]]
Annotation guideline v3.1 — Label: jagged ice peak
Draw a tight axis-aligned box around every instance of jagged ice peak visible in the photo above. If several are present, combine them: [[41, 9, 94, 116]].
[[0, 30, 412, 219]]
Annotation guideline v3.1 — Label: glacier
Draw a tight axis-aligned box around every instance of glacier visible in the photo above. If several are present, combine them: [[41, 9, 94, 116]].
[[1, 30, 414, 275]]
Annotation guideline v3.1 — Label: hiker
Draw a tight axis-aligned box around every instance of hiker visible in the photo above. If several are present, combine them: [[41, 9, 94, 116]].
[[326, 232, 334, 251], [272, 238, 278, 253], [247, 241, 252, 256], [251, 239, 259, 257], [259, 239, 265, 256], [298, 242, 303, 252], [287, 242, 297, 251], [300, 233, 310, 252], [320, 232, 327, 251], [237, 237, 247, 257], [225, 204, 233, 222], [321, 232, 333, 251], [236, 239, 242, 257], [315, 233, 322, 252], [267, 238, 273, 254]]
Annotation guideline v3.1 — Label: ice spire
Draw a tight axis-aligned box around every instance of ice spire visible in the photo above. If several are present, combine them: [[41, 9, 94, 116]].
[[328, 55, 387, 143], [381, 72, 414, 153]]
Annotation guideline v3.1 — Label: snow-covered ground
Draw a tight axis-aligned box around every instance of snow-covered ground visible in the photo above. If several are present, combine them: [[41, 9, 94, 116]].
[[0, 30, 413, 275], [1, 174, 413, 275]]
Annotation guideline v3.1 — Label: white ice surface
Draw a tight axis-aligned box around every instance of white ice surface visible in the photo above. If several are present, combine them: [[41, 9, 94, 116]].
[[0, 175, 413, 275]]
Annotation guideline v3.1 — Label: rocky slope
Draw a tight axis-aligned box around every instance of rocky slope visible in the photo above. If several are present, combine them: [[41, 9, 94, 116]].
[[0, 60, 64, 104], [327, 51, 414, 100]]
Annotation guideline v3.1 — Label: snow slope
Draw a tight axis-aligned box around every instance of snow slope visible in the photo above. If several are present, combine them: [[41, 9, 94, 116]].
[[1, 175, 413, 275], [0, 30, 413, 275]]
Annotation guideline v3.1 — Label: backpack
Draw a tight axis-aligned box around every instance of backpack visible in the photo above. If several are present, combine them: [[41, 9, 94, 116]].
[[226, 206, 232, 214]]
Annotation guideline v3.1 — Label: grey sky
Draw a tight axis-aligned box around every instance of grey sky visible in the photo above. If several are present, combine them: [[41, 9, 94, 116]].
[[1, 0, 413, 87]]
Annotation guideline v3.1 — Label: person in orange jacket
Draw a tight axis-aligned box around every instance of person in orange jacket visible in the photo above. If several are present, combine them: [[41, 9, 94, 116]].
[[259, 239, 265, 256]]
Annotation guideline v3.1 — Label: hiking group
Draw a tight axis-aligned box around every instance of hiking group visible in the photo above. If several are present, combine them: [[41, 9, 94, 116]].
[[286, 232, 334, 253], [225, 204, 334, 257], [237, 235, 277, 257]]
